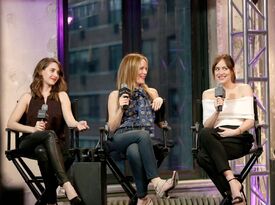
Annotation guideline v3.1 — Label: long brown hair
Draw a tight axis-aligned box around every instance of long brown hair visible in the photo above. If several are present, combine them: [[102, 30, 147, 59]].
[[116, 53, 153, 100], [211, 54, 236, 83], [30, 57, 67, 101]]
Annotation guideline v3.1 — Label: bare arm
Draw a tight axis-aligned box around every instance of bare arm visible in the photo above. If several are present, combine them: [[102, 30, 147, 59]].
[[202, 90, 220, 128], [203, 112, 219, 128], [7, 93, 37, 133], [59, 92, 89, 131], [148, 88, 163, 111], [107, 90, 127, 133]]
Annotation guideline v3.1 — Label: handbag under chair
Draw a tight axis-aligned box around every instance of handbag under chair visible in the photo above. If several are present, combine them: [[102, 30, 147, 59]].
[[191, 96, 263, 205], [5, 100, 80, 205], [92, 99, 174, 205]]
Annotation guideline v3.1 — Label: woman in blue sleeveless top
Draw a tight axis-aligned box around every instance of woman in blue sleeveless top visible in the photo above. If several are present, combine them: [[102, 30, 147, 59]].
[[107, 53, 178, 205]]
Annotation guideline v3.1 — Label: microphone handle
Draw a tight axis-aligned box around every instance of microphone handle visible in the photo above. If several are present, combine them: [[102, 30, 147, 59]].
[[217, 105, 222, 112]]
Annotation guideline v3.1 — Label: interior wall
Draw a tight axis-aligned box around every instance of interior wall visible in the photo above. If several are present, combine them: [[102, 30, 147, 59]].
[[0, 0, 57, 204]]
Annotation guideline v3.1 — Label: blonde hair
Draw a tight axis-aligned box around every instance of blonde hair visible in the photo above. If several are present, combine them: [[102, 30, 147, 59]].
[[116, 53, 153, 100]]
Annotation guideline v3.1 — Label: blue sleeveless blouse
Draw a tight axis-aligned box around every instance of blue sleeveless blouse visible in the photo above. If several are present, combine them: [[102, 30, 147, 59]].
[[119, 87, 155, 136]]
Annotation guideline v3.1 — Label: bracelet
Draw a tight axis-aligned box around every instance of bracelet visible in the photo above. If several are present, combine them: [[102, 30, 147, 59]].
[[237, 127, 242, 135]]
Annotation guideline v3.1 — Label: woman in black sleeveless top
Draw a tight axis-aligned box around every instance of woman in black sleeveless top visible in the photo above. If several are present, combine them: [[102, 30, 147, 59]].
[[7, 58, 89, 205]]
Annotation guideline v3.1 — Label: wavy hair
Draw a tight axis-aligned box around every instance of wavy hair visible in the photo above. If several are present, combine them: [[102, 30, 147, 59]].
[[116, 53, 153, 100], [30, 57, 67, 101]]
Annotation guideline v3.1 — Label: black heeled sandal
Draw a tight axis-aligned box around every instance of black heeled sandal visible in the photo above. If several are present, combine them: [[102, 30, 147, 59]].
[[228, 178, 246, 205], [69, 196, 83, 205]]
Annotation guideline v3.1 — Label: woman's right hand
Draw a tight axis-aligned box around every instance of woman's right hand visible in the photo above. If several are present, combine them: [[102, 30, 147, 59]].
[[76, 121, 89, 131], [34, 120, 47, 132], [214, 96, 224, 111], [119, 94, 130, 110]]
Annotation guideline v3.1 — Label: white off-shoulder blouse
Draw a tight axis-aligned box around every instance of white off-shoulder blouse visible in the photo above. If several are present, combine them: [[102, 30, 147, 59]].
[[202, 96, 254, 128]]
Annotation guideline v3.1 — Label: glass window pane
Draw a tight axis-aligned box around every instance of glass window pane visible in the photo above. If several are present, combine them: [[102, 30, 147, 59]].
[[141, 0, 193, 173], [68, 0, 194, 178], [68, 0, 122, 148]]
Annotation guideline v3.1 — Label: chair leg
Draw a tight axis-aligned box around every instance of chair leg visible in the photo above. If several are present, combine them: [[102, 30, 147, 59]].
[[106, 156, 137, 199], [129, 195, 138, 205], [34, 191, 50, 205]]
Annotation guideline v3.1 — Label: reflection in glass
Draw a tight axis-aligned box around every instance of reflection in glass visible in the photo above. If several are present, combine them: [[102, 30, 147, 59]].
[[140, 0, 192, 171]]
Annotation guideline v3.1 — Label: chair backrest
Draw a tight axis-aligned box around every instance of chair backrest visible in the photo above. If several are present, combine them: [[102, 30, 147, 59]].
[[252, 95, 261, 147]]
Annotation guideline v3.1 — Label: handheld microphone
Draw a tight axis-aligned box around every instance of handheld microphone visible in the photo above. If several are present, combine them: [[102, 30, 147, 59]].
[[37, 104, 48, 121], [214, 84, 225, 112], [119, 83, 131, 110]]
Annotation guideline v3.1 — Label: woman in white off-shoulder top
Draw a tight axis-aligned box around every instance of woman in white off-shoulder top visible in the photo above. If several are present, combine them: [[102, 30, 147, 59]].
[[197, 54, 254, 205]]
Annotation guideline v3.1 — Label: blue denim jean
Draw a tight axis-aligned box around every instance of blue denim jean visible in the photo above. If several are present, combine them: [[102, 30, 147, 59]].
[[113, 129, 159, 198]]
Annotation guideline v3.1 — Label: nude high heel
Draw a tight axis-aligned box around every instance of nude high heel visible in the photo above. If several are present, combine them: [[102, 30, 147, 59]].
[[63, 182, 82, 205], [154, 171, 178, 198]]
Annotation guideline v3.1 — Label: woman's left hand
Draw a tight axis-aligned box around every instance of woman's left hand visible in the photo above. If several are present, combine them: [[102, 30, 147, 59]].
[[76, 120, 89, 131], [217, 127, 239, 137], [151, 97, 163, 111]]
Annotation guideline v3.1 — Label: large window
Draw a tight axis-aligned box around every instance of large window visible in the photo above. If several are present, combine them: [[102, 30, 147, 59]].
[[66, 0, 208, 180]]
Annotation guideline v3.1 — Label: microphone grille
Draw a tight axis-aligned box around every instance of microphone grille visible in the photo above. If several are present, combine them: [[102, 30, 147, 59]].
[[121, 83, 128, 88], [41, 104, 48, 111]]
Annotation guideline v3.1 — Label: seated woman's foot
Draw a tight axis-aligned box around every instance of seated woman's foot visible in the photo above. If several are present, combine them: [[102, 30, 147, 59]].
[[232, 195, 245, 205], [62, 181, 82, 205], [69, 196, 82, 205], [154, 171, 178, 198], [228, 178, 246, 205], [137, 196, 153, 205]]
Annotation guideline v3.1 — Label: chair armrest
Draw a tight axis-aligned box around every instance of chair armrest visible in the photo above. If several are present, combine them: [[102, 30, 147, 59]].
[[5, 128, 22, 150], [156, 121, 172, 149], [68, 127, 80, 148], [191, 122, 201, 158], [157, 121, 171, 130], [253, 123, 268, 148]]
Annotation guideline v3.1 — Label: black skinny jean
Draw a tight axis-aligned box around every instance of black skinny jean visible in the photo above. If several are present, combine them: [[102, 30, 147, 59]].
[[19, 130, 72, 204], [196, 126, 253, 197]]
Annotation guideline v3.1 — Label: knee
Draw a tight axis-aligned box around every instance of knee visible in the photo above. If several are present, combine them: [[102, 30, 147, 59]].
[[137, 130, 151, 141], [196, 150, 211, 169], [34, 145, 48, 161], [126, 144, 140, 159], [48, 130, 57, 137], [46, 130, 58, 141], [199, 128, 213, 144]]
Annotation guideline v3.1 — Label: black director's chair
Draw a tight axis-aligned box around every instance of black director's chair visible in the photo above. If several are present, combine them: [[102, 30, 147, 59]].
[[89, 99, 174, 205], [191, 96, 264, 205], [5, 100, 80, 205]]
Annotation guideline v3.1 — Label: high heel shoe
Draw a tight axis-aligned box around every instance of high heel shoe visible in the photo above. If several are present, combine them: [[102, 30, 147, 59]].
[[154, 170, 178, 198], [228, 177, 246, 205], [145, 198, 153, 205], [70, 196, 82, 205], [63, 182, 83, 205], [138, 196, 153, 205]]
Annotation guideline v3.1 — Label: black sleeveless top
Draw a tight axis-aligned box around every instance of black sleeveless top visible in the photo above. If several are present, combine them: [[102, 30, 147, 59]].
[[25, 96, 66, 139]]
